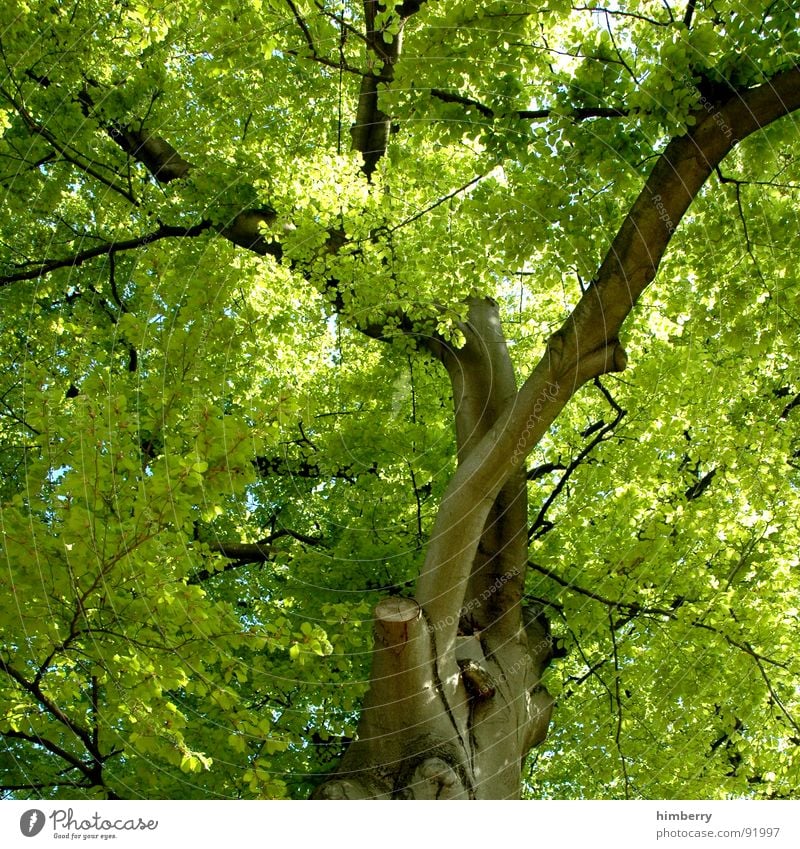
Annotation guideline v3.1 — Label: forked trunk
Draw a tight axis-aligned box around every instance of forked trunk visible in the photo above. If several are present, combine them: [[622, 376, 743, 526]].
[[312, 591, 553, 799], [313, 300, 554, 799]]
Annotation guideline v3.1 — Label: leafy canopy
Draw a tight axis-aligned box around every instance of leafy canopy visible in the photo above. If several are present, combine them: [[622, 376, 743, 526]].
[[0, 0, 799, 799]]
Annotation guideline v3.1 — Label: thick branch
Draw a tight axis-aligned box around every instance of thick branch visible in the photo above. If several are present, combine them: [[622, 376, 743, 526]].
[[780, 392, 800, 419], [74, 84, 282, 255], [350, 2, 399, 177], [683, 0, 697, 29], [416, 339, 625, 645], [74, 81, 192, 186], [109, 126, 191, 183], [584, 65, 800, 344], [350, 0, 429, 177], [187, 542, 275, 584], [436, 298, 527, 638], [203, 541, 275, 560], [415, 64, 800, 652]]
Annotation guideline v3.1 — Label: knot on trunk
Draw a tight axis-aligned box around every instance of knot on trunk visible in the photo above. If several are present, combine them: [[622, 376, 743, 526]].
[[396, 756, 466, 800], [458, 659, 496, 701], [456, 635, 496, 701]]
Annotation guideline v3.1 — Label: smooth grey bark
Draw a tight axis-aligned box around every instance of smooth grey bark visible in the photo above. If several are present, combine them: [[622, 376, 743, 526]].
[[314, 300, 555, 798]]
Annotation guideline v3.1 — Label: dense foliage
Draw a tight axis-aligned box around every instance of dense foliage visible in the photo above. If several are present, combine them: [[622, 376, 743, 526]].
[[1, 0, 798, 799]]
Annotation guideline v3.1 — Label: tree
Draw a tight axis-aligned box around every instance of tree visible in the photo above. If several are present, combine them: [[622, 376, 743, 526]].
[[1, 0, 799, 800]]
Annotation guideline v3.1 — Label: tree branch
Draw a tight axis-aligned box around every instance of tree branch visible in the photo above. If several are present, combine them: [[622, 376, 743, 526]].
[[572, 5, 674, 27], [189, 526, 324, 583], [0, 85, 137, 204], [416, 64, 800, 652], [751, 652, 800, 734], [518, 105, 629, 120], [683, 0, 697, 29], [527, 461, 567, 481], [528, 378, 626, 540], [609, 611, 631, 798], [286, 0, 316, 54], [781, 393, 800, 419], [0, 222, 213, 287], [201, 541, 274, 561], [433, 299, 528, 638], [254, 454, 377, 482], [430, 88, 494, 118], [528, 560, 670, 616], [430, 88, 629, 121], [107, 126, 192, 183], [2, 729, 93, 780], [528, 561, 793, 671], [0, 658, 102, 767], [347, 0, 431, 177], [685, 467, 716, 501], [50, 75, 446, 347], [390, 173, 486, 232], [1, 780, 88, 793]]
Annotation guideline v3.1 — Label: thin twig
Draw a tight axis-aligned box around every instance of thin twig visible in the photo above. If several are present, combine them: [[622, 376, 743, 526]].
[[609, 610, 632, 798], [529, 559, 793, 671], [750, 651, 800, 734], [573, 5, 673, 26], [529, 380, 626, 539], [390, 173, 485, 232]]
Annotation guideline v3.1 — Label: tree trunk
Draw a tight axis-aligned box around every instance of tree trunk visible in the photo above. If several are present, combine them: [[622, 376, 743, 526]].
[[313, 300, 555, 799]]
